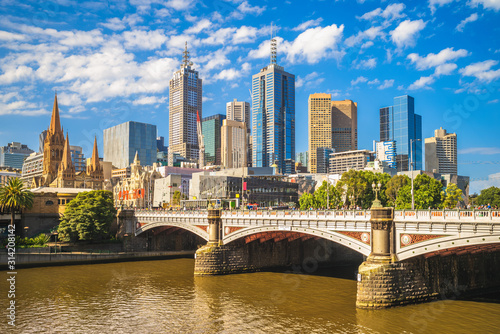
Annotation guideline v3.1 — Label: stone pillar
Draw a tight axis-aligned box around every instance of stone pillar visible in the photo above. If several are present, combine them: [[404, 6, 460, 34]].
[[116, 209, 135, 238], [194, 209, 225, 275], [207, 209, 222, 245], [368, 207, 396, 263]]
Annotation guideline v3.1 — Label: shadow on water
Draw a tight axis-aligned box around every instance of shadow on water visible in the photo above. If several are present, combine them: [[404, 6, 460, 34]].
[[459, 289, 500, 304], [253, 263, 361, 281]]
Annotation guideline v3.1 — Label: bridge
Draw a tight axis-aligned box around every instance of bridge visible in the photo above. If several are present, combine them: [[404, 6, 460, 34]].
[[133, 209, 500, 261]]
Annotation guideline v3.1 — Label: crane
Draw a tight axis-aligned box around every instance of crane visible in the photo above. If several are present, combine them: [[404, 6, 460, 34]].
[[197, 110, 205, 168]]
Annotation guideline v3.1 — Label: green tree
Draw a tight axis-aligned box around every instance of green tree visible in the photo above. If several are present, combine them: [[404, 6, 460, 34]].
[[442, 183, 463, 209], [0, 177, 34, 228], [299, 192, 316, 210], [314, 181, 341, 209], [396, 174, 443, 209], [335, 170, 391, 209], [172, 190, 181, 206], [476, 186, 500, 207], [385, 174, 410, 207], [58, 190, 116, 242]]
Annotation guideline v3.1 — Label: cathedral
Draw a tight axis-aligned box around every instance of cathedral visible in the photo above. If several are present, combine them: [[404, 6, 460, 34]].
[[33, 94, 104, 190]]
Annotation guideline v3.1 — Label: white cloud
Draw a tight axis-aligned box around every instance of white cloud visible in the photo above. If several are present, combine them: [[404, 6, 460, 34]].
[[296, 72, 324, 89], [203, 26, 264, 45], [132, 96, 167, 105], [213, 62, 251, 81], [184, 19, 211, 34], [407, 48, 469, 70], [292, 18, 323, 31], [123, 30, 167, 50], [0, 30, 26, 41], [456, 13, 479, 32], [345, 26, 384, 47], [351, 76, 368, 86], [469, 0, 500, 11], [0, 93, 48, 116], [368, 78, 380, 85], [166, 0, 195, 10], [355, 57, 377, 69], [100, 14, 143, 31], [434, 63, 457, 76], [232, 26, 259, 44], [459, 60, 500, 82], [0, 65, 34, 84], [378, 79, 394, 89], [459, 147, 500, 154], [408, 75, 435, 90], [231, 1, 266, 19], [470, 172, 500, 195], [358, 3, 406, 23], [390, 19, 426, 49], [285, 24, 345, 64], [429, 0, 455, 14]]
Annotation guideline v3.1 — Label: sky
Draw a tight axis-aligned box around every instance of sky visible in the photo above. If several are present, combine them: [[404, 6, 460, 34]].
[[0, 0, 499, 194]]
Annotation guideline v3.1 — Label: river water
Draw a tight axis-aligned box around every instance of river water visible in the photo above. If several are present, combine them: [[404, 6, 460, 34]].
[[1, 258, 499, 333]]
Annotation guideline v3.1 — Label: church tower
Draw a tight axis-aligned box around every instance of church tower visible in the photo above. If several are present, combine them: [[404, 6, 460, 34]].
[[43, 94, 65, 186], [86, 136, 104, 189], [53, 133, 76, 188]]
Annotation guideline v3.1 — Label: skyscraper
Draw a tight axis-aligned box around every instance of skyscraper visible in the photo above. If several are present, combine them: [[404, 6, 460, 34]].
[[202, 114, 225, 165], [103, 121, 157, 169], [425, 127, 457, 174], [380, 95, 422, 172], [308, 94, 357, 173], [0, 142, 34, 170], [227, 99, 251, 166], [169, 42, 202, 164], [251, 34, 295, 172], [221, 119, 247, 169]]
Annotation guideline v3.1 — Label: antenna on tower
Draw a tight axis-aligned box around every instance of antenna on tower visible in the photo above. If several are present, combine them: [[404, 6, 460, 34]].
[[182, 41, 193, 68], [270, 22, 277, 65]]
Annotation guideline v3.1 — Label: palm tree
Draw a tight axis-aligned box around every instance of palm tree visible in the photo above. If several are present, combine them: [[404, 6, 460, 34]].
[[0, 177, 34, 229]]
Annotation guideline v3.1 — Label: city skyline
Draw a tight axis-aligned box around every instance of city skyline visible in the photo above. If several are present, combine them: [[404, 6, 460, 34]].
[[0, 0, 499, 193]]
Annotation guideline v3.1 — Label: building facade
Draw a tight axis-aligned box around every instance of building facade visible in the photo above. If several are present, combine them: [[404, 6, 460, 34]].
[[308, 94, 357, 173], [380, 95, 422, 172], [0, 142, 34, 169], [168, 42, 202, 164], [0, 168, 21, 186], [21, 152, 43, 186], [316, 147, 335, 174], [425, 127, 457, 174], [70, 145, 86, 173], [329, 150, 374, 175], [202, 114, 225, 165], [103, 121, 157, 169], [251, 36, 295, 172], [221, 119, 247, 169], [375, 140, 397, 169]]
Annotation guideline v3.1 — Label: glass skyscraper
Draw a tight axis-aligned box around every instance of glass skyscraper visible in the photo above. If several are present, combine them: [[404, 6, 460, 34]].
[[380, 95, 422, 172], [103, 121, 157, 168], [251, 38, 295, 172], [202, 114, 225, 165]]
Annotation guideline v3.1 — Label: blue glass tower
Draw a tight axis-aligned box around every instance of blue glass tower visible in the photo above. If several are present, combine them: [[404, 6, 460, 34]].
[[251, 38, 295, 172], [380, 95, 422, 172]]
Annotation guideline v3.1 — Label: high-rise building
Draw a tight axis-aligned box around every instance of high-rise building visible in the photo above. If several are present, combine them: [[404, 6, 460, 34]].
[[39, 130, 47, 153], [221, 119, 247, 169], [375, 141, 397, 169], [308, 94, 357, 173], [202, 114, 225, 165], [316, 147, 335, 174], [156, 136, 168, 153], [227, 99, 251, 166], [251, 34, 295, 172], [70, 145, 86, 173], [329, 150, 374, 175], [425, 127, 457, 174], [0, 142, 34, 169], [295, 151, 308, 167], [168, 42, 202, 164], [380, 95, 422, 172], [103, 121, 157, 169]]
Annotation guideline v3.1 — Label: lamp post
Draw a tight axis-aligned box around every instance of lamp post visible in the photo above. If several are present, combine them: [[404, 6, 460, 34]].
[[371, 182, 382, 208], [326, 176, 330, 210], [410, 138, 421, 210], [51, 231, 58, 254]]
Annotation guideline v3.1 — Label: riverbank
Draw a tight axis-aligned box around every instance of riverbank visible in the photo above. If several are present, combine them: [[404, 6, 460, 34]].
[[0, 250, 195, 270]]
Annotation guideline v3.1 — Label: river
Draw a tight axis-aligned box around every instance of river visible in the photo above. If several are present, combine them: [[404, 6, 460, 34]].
[[1, 259, 499, 333]]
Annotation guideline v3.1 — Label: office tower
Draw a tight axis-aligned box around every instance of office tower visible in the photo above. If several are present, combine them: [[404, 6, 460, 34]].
[[227, 99, 251, 166], [169, 42, 202, 164], [39, 130, 47, 153], [70, 145, 86, 173], [295, 151, 308, 167], [221, 119, 247, 168], [0, 142, 34, 169], [375, 141, 397, 169], [156, 136, 168, 153], [202, 114, 225, 165], [103, 121, 157, 169], [316, 147, 335, 174], [380, 95, 422, 172], [425, 127, 457, 174], [251, 34, 295, 172], [308, 94, 357, 173], [329, 150, 375, 175]]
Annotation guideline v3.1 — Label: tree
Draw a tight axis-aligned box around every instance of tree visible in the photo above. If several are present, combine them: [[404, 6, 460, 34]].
[[476, 186, 500, 208], [313, 180, 341, 209], [385, 174, 410, 207], [0, 177, 34, 228], [442, 183, 463, 209], [58, 190, 116, 242], [299, 192, 315, 210], [335, 170, 391, 209], [172, 190, 181, 206], [396, 174, 443, 209]]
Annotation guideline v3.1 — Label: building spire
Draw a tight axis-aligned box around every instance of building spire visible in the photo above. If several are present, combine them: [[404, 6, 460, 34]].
[[60, 132, 73, 170], [270, 23, 277, 65], [133, 151, 140, 165], [49, 93, 62, 135], [182, 41, 193, 68], [90, 135, 100, 169]]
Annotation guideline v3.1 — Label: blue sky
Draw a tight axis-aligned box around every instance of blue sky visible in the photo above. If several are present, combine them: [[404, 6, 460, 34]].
[[0, 0, 499, 193]]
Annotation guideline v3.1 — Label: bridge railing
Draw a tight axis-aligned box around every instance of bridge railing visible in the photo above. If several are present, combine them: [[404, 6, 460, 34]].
[[222, 210, 371, 220], [393, 209, 500, 221]]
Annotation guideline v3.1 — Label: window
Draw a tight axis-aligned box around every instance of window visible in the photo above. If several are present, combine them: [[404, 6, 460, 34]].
[[45, 200, 54, 205]]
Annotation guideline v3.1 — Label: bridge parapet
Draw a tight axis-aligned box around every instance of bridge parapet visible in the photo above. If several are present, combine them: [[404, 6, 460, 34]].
[[393, 209, 500, 223]]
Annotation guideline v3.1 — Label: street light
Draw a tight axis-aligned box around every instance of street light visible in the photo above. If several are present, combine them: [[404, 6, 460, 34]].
[[371, 182, 382, 208], [51, 232, 58, 254], [410, 138, 421, 210]]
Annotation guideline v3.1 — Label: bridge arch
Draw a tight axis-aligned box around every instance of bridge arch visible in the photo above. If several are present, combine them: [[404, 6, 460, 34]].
[[136, 221, 209, 241], [222, 226, 371, 256]]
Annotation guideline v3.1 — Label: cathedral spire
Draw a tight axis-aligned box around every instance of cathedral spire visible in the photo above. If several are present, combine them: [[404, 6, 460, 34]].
[[90, 135, 100, 168], [60, 132, 73, 170], [49, 93, 62, 135]]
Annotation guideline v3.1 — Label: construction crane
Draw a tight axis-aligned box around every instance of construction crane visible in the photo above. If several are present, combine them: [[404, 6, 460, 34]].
[[197, 110, 205, 168]]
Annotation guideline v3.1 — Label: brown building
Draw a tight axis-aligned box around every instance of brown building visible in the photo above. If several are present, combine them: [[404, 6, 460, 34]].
[[308, 94, 357, 173]]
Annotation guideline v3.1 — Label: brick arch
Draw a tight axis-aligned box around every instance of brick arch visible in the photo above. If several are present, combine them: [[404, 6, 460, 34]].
[[135, 221, 209, 241], [222, 226, 371, 256]]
